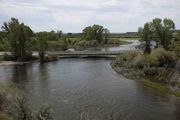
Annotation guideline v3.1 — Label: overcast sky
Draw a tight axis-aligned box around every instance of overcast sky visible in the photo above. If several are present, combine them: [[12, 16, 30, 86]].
[[0, 0, 180, 33]]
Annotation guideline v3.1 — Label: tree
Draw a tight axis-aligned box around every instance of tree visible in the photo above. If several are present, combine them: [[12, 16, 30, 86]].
[[82, 24, 110, 45], [152, 18, 175, 49], [83, 26, 94, 41], [92, 24, 104, 43], [139, 18, 175, 53], [0, 31, 10, 51], [36, 32, 48, 63], [138, 23, 153, 54], [1, 18, 33, 61], [103, 28, 110, 44], [47, 31, 59, 41], [57, 30, 62, 38]]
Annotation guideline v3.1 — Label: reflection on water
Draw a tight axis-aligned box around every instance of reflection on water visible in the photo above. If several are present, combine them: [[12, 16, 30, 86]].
[[0, 59, 180, 120]]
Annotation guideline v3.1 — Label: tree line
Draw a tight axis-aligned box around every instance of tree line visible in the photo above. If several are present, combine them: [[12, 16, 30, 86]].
[[0, 17, 179, 62], [0, 18, 110, 62]]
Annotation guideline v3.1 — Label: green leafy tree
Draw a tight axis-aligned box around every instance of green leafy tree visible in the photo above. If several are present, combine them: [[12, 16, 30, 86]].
[[82, 24, 110, 45], [1, 18, 33, 61], [92, 24, 104, 43], [138, 23, 153, 54], [83, 26, 94, 41], [139, 18, 175, 52], [47, 30, 59, 41], [57, 30, 63, 38], [36, 32, 48, 63], [152, 18, 175, 49], [103, 28, 110, 44]]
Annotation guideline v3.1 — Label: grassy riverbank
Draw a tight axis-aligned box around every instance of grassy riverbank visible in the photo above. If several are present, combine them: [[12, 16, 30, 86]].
[[0, 53, 58, 65], [111, 48, 180, 97]]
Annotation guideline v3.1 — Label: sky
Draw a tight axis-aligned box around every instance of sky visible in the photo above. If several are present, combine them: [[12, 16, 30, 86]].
[[0, 0, 180, 33]]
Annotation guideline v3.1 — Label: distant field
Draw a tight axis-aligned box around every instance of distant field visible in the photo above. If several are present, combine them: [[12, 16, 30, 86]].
[[68, 37, 139, 41], [113, 37, 140, 41]]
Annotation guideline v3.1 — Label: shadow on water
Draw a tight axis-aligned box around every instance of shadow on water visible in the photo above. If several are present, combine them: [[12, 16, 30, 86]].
[[10, 64, 30, 90], [38, 63, 50, 86]]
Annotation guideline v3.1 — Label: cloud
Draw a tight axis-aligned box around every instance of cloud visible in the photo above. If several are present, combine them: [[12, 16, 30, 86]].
[[0, 0, 179, 32]]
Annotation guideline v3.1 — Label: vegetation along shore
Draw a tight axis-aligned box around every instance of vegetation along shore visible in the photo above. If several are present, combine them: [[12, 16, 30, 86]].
[[111, 18, 180, 96]]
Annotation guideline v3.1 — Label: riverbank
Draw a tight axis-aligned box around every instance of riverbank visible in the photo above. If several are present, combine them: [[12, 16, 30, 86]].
[[111, 49, 180, 97], [0, 39, 135, 66], [0, 61, 27, 65], [0, 54, 58, 66], [112, 65, 180, 97]]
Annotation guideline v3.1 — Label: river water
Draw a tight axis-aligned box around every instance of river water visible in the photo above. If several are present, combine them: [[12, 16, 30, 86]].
[[0, 40, 180, 120]]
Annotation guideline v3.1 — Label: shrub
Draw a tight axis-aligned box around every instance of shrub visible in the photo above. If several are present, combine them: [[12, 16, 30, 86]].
[[0, 84, 31, 120], [37, 105, 55, 120], [0, 84, 57, 120], [2, 54, 16, 61], [112, 48, 177, 84], [90, 40, 98, 46], [43, 54, 58, 62], [144, 54, 158, 67], [122, 51, 140, 61], [143, 67, 158, 76], [150, 48, 177, 67], [132, 55, 146, 69]]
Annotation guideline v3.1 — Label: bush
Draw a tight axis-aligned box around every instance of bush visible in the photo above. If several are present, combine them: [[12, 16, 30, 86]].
[[112, 48, 177, 84], [0, 84, 30, 120], [144, 54, 158, 67], [121, 51, 140, 61], [37, 105, 55, 120], [90, 40, 98, 46], [0, 84, 57, 120], [43, 54, 58, 62], [143, 67, 158, 76], [48, 40, 67, 51], [150, 48, 177, 67], [2, 54, 16, 61], [132, 55, 146, 69]]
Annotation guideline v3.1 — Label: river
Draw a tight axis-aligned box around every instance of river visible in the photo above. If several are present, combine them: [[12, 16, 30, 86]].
[[0, 40, 180, 120]]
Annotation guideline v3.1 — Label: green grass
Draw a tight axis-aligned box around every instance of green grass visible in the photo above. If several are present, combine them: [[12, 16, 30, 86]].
[[142, 80, 180, 97], [142, 80, 169, 93]]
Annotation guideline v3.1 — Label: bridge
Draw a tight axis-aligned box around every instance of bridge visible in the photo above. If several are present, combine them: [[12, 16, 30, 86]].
[[47, 51, 129, 58]]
